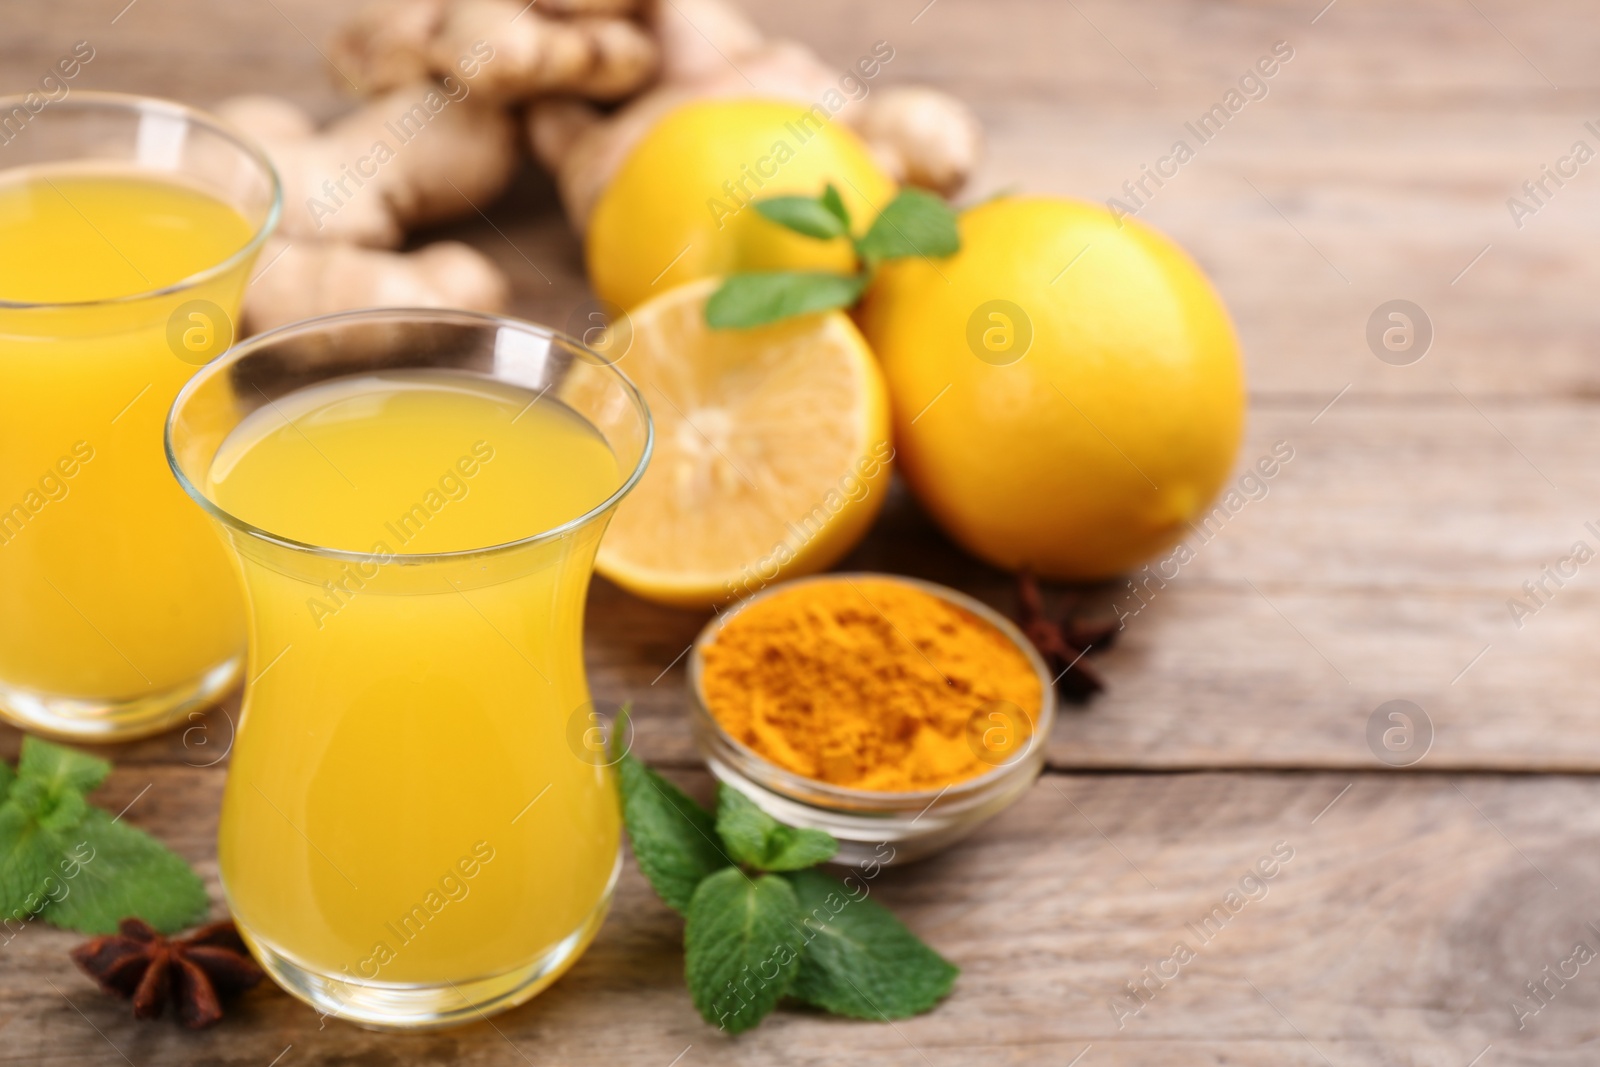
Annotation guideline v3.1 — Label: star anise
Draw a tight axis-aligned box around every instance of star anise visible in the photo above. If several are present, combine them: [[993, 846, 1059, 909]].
[[70, 918, 264, 1029], [1015, 570, 1119, 704]]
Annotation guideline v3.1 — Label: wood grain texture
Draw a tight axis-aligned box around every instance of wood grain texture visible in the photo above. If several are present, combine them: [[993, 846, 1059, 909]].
[[3, 764, 1595, 1065]]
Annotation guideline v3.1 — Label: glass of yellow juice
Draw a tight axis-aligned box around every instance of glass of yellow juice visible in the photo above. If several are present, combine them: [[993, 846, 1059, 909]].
[[0, 93, 280, 740], [166, 309, 653, 1030]]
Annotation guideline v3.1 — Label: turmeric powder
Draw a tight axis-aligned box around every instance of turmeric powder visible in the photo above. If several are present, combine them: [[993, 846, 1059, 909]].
[[698, 577, 1043, 792]]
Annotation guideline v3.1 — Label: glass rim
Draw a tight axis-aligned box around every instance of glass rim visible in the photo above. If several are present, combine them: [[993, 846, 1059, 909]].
[[164, 306, 656, 565], [687, 572, 1058, 808], [0, 90, 283, 311]]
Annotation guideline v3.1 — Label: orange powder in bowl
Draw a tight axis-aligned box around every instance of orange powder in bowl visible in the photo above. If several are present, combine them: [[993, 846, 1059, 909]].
[[697, 576, 1044, 792]]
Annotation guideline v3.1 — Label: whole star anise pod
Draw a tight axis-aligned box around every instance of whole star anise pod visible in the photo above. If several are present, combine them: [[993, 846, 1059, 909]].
[[70, 918, 264, 1029], [1015, 570, 1119, 704]]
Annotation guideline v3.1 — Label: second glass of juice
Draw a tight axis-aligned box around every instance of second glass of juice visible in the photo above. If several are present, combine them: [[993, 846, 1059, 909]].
[[0, 93, 279, 739], [166, 310, 652, 1030]]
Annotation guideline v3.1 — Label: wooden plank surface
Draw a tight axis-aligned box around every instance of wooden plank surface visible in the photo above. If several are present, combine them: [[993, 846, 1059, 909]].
[[5, 765, 1597, 1065], [6, 0, 1600, 1063]]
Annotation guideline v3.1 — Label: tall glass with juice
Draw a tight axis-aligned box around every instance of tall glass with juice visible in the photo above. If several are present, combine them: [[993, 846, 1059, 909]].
[[0, 94, 278, 739], [166, 310, 652, 1029]]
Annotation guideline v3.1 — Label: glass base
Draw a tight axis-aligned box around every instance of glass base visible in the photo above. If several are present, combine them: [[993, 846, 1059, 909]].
[[0, 654, 242, 742], [236, 866, 617, 1032]]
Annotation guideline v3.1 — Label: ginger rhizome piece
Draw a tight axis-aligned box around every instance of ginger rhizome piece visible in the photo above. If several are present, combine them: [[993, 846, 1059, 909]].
[[528, 0, 984, 232], [329, 0, 658, 102], [218, 85, 519, 247], [216, 88, 515, 335], [217, 0, 985, 339], [242, 238, 509, 336]]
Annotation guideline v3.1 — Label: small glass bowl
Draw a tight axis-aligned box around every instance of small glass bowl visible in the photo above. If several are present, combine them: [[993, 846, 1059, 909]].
[[687, 573, 1056, 866]]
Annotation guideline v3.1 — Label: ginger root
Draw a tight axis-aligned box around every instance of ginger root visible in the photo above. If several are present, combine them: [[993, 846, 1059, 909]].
[[218, 84, 519, 248], [219, 0, 982, 341], [853, 86, 984, 197], [221, 88, 514, 340], [241, 238, 509, 336], [329, 0, 657, 103], [528, 0, 983, 231]]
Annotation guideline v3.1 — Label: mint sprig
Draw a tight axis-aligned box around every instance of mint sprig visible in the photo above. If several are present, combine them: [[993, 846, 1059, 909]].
[[855, 188, 962, 261], [786, 868, 959, 1019], [715, 786, 838, 872], [706, 184, 961, 330], [705, 271, 869, 330], [616, 751, 731, 913], [0, 737, 208, 934], [686, 868, 804, 1033], [752, 195, 849, 241], [613, 712, 957, 1033]]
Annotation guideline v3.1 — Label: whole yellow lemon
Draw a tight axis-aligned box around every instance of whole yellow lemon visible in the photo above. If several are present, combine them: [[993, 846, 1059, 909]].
[[857, 196, 1246, 579], [586, 99, 895, 312]]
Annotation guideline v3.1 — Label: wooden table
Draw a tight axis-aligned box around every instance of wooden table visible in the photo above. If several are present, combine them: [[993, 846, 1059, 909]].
[[5, 0, 1596, 1062]]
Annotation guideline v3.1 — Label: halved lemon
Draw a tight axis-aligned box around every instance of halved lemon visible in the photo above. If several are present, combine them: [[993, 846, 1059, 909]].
[[597, 278, 893, 608]]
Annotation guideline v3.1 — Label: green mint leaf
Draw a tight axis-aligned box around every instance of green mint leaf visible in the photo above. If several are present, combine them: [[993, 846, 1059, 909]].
[[39, 809, 208, 935], [617, 753, 731, 913], [820, 184, 851, 231], [785, 868, 958, 1019], [755, 195, 848, 241], [714, 785, 780, 866], [5, 777, 46, 819], [35, 787, 88, 833], [715, 786, 837, 872], [0, 741, 206, 935], [19, 737, 110, 797], [685, 867, 804, 1033], [855, 188, 961, 262], [0, 802, 68, 922], [607, 702, 633, 764], [0, 756, 14, 804], [762, 826, 839, 872], [7, 776, 93, 836], [706, 271, 868, 330]]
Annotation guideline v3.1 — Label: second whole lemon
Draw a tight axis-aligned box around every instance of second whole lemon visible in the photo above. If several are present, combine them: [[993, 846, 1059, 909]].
[[856, 195, 1246, 580], [585, 99, 896, 312]]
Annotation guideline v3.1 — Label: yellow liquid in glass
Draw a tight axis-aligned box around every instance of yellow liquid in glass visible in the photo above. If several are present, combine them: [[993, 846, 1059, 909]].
[[211, 370, 624, 985], [0, 172, 254, 711]]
